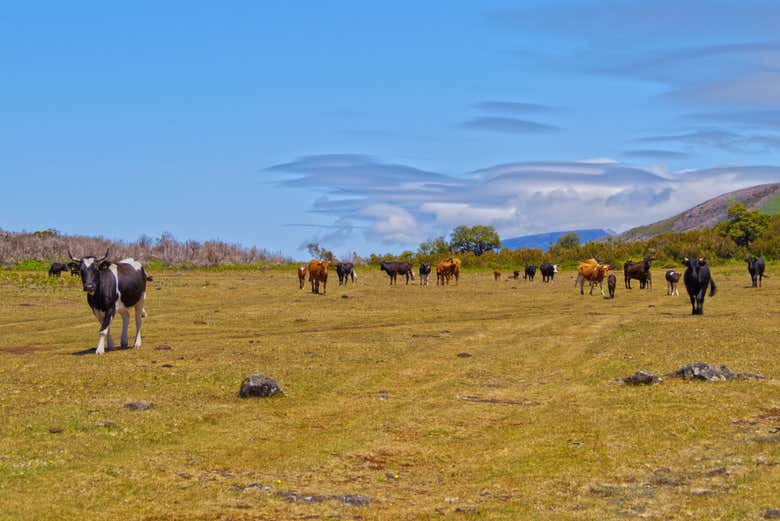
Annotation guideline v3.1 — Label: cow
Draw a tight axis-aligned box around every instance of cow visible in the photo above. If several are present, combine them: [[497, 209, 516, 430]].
[[436, 257, 461, 285], [297, 266, 307, 289], [68, 249, 148, 355], [539, 263, 558, 283], [665, 269, 681, 296], [624, 257, 653, 289], [67, 261, 80, 276], [607, 273, 616, 299], [419, 263, 432, 286], [523, 264, 536, 281], [336, 262, 357, 286], [683, 257, 716, 315], [746, 257, 767, 287], [575, 258, 612, 296], [512, 270, 520, 280], [48, 262, 69, 277], [493, 270, 501, 281], [308, 260, 329, 294], [380, 260, 414, 285]]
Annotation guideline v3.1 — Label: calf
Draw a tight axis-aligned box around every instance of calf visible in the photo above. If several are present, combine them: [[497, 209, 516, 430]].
[[607, 273, 616, 299], [436, 258, 461, 285], [336, 262, 357, 286], [523, 264, 536, 281], [69, 249, 148, 355], [67, 261, 80, 276], [297, 266, 307, 289], [419, 263, 431, 286], [539, 263, 558, 282], [512, 270, 520, 280], [746, 257, 767, 287], [665, 269, 681, 296], [493, 270, 501, 281], [48, 262, 69, 277], [683, 257, 716, 315], [380, 260, 414, 285]]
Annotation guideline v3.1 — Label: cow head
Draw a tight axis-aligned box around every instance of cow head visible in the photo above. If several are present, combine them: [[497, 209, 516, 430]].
[[69, 248, 110, 295]]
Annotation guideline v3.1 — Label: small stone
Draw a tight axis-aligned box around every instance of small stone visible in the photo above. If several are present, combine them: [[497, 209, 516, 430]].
[[763, 509, 780, 519], [155, 344, 172, 350], [124, 400, 154, 411], [97, 421, 117, 428], [621, 371, 662, 385], [457, 352, 472, 358], [161, 363, 174, 368], [48, 427, 63, 434], [378, 390, 389, 401], [341, 294, 349, 299], [238, 375, 284, 398]]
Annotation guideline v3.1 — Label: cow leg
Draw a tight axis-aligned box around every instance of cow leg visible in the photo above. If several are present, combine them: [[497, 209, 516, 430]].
[[133, 295, 145, 348], [95, 309, 115, 355], [119, 308, 130, 347]]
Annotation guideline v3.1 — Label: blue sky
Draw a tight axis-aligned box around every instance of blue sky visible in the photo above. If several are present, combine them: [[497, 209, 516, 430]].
[[3, 1, 780, 259]]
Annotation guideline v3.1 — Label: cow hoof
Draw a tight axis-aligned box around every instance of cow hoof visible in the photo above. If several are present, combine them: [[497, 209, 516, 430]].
[[95, 348, 105, 355]]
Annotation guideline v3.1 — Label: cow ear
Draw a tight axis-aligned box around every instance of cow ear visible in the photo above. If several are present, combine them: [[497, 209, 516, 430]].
[[98, 260, 112, 270]]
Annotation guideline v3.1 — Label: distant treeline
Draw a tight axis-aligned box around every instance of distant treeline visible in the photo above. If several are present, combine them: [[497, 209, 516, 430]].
[[368, 214, 780, 269], [0, 229, 289, 268]]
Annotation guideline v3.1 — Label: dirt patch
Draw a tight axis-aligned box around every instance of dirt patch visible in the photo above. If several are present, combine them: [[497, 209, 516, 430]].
[[0, 345, 47, 354], [458, 395, 540, 406]]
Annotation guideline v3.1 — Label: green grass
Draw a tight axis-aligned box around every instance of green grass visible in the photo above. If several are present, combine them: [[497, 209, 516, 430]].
[[1, 267, 779, 520], [761, 193, 780, 215]]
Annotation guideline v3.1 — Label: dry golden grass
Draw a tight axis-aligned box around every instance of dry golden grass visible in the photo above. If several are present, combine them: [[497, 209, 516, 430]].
[[1, 265, 779, 520]]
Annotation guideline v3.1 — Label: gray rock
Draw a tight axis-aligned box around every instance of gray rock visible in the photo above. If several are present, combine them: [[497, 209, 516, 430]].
[[277, 491, 370, 506], [764, 509, 780, 519], [238, 374, 284, 398], [125, 400, 154, 411], [667, 362, 764, 382], [622, 371, 662, 385]]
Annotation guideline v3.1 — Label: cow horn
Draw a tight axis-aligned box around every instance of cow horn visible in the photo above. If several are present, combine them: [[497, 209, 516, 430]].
[[67, 248, 80, 262], [98, 249, 110, 262]]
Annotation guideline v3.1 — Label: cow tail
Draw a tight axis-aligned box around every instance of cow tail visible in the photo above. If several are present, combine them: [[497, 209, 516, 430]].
[[709, 278, 717, 297]]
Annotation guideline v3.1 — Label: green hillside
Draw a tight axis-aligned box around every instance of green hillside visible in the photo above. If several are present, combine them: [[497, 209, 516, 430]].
[[761, 193, 780, 215]]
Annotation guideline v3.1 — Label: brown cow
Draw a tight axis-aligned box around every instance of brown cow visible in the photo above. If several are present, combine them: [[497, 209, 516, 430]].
[[493, 270, 501, 281], [575, 258, 612, 296], [297, 266, 307, 289], [436, 257, 461, 285], [308, 260, 329, 294]]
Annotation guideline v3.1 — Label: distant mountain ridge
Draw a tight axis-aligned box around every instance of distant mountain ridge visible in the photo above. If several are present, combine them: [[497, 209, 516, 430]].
[[502, 228, 614, 250], [612, 183, 780, 242]]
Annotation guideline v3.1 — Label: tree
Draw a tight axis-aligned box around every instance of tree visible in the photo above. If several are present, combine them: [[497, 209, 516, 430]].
[[306, 242, 334, 262], [449, 225, 501, 256], [555, 231, 580, 249], [716, 204, 770, 247], [417, 236, 451, 255]]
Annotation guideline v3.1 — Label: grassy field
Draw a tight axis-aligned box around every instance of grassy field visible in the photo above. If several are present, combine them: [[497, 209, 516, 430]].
[[1, 265, 779, 520]]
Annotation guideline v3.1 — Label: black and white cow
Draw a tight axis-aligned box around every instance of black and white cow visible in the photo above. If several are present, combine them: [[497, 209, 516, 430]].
[[48, 262, 69, 277], [683, 257, 716, 315], [69, 249, 149, 354], [746, 256, 766, 287], [419, 263, 432, 286], [665, 269, 681, 296], [523, 264, 537, 281], [336, 262, 357, 285], [539, 263, 558, 282]]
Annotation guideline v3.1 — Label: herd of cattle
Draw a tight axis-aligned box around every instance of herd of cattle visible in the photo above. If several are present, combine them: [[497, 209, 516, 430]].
[[43, 251, 768, 355], [294, 255, 768, 316]]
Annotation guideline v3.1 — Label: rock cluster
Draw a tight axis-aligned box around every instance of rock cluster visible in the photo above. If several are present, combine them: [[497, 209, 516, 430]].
[[238, 375, 284, 398]]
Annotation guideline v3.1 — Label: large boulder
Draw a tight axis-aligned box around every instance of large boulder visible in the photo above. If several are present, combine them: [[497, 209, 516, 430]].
[[238, 375, 284, 398], [667, 362, 764, 382]]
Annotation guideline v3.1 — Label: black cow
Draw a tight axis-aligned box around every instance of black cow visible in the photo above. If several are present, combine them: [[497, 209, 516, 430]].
[[48, 262, 69, 277], [380, 260, 415, 285], [746, 256, 766, 287], [539, 263, 558, 282], [523, 264, 536, 281], [336, 262, 357, 286], [512, 270, 520, 280], [624, 257, 653, 289], [69, 249, 149, 354], [67, 261, 80, 276], [683, 257, 716, 315], [607, 273, 616, 299], [419, 263, 432, 286]]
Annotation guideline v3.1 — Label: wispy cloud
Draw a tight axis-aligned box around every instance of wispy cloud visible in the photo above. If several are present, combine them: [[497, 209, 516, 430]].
[[459, 116, 560, 134], [622, 149, 691, 160], [473, 101, 560, 114], [637, 129, 780, 153]]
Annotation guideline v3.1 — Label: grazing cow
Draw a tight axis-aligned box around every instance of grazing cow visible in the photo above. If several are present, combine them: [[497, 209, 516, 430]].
[[336, 262, 357, 286], [68, 249, 148, 355], [539, 263, 558, 282], [512, 270, 520, 280], [624, 257, 653, 289], [493, 270, 501, 281], [575, 258, 612, 296], [48, 262, 69, 277], [746, 257, 767, 287], [607, 273, 616, 299], [523, 264, 536, 281], [380, 260, 415, 285], [436, 257, 461, 285], [308, 260, 329, 294], [683, 257, 716, 315], [665, 270, 681, 296], [297, 266, 307, 289], [419, 263, 432, 286], [67, 261, 80, 276]]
